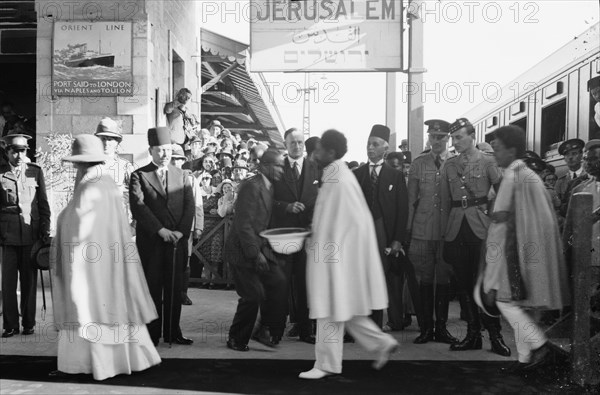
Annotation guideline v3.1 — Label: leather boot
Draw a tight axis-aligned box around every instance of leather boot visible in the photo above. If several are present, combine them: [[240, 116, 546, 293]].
[[485, 316, 511, 357], [450, 295, 482, 351], [414, 283, 434, 344], [434, 284, 459, 344]]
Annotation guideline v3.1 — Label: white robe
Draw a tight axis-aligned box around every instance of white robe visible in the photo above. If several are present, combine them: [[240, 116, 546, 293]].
[[307, 159, 388, 322], [51, 167, 160, 380]]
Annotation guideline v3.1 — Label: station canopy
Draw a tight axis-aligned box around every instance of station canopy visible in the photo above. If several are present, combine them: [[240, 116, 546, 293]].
[[201, 29, 285, 148]]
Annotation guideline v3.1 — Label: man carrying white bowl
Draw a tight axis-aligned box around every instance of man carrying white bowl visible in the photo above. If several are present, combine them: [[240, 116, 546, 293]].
[[223, 150, 288, 351], [299, 130, 398, 380]]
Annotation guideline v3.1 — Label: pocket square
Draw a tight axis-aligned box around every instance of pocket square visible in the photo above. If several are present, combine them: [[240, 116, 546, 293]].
[[389, 185, 393, 191], [313, 180, 319, 185]]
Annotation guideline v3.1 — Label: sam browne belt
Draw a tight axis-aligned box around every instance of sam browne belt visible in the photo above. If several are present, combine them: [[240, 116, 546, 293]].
[[451, 196, 488, 209]]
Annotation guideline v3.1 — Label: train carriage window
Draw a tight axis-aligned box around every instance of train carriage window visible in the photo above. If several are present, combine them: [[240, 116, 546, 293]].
[[590, 94, 600, 140], [510, 117, 527, 133], [541, 99, 566, 158]]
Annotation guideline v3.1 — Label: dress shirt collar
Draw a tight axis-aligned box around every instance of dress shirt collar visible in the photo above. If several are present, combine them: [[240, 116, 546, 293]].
[[573, 167, 583, 178], [152, 161, 168, 172], [288, 156, 304, 171], [369, 158, 384, 167]]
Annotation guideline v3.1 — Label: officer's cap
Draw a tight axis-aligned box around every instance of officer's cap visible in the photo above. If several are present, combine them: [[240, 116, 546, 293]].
[[558, 139, 584, 156], [424, 119, 450, 135], [1, 133, 31, 150], [584, 139, 600, 151]]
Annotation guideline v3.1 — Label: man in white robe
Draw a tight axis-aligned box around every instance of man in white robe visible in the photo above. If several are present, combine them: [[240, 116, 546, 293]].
[[299, 129, 398, 380], [51, 135, 160, 380], [481, 126, 569, 372]]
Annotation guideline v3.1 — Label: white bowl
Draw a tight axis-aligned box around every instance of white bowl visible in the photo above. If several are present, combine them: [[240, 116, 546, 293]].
[[260, 227, 311, 255]]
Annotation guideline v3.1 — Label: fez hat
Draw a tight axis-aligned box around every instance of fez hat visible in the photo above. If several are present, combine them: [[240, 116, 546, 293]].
[[449, 118, 475, 134], [1, 133, 31, 149], [585, 139, 600, 151], [220, 156, 233, 168], [147, 127, 172, 147], [558, 138, 584, 156], [473, 275, 501, 318], [63, 134, 107, 163], [588, 76, 600, 91], [171, 144, 186, 160], [30, 238, 52, 270], [425, 119, 450, 135], [94, 117, 122, 141], [369, 124, 390, 142], [524, 157, 546, 172]]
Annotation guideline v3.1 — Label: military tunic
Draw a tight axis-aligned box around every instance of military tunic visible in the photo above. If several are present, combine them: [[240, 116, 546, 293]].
[[0, 161, 50, 331], [440, 149, 502, 335], [407, 151, 453, 284]]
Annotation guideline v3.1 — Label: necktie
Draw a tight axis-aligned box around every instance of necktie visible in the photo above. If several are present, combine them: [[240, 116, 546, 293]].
[[435, 155, 441, 169], [573, 172, 577, 180], [159, 168, 167, 188], [370, 164, 380, 207], [293, 161, 300, 181]]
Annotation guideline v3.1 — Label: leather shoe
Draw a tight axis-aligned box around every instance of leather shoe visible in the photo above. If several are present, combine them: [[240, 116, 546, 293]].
[[182, 294, 193, 305], [299, 335, 316, 344], [414, 329, 434, 344], [434, 327, 459, 344], [48, 370, 69, 378], [2, 329, 19, 338], [299, 368, 336, 380], [252, 327, 276, 348], [502, 361, 528, 374], [227, 338, 249, 352], [523, 342, 552, 371], [22, 327, 35, 336], [490, 336, 511, 357], [450, 333, 482, 351], [166, 335, 193, 345]]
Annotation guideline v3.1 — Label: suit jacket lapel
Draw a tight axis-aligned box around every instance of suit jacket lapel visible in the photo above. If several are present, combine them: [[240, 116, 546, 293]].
[[143, 163, 167, 199], [259, 176, 272, 214], [284, 157, 299, 199]]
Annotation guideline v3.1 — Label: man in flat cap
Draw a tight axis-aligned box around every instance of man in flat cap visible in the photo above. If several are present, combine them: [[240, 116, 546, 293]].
[[94, 117, 134, 223], [353, 124, 409, 331], [0, 134, 50, 337], [555, 139, 585, 205], [129, 127, 195, 346], [441, 118, 510, 356], [407, 120, 459, 345]]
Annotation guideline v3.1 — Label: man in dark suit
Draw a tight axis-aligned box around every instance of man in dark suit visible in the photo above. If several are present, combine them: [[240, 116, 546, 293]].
[[353, 124, 409, 330], [224, 150, 288, 351], [271, 128, 320, 344], [130, 127, 195, 346]]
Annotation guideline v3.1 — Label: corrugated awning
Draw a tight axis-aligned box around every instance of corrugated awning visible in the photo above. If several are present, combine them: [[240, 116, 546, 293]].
[[200, 29, 284, 147]]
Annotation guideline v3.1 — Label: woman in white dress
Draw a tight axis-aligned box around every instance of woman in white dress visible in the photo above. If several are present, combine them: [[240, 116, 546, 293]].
[[50, 135, 161, 380]]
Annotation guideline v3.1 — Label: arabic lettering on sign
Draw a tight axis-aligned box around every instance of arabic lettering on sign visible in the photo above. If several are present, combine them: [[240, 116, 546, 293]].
[[250, 0, 403, 72]]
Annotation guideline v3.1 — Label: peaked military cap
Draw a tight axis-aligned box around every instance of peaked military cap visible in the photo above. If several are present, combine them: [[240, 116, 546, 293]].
[[558, 138, 584, 156], [424, 119, 450, 135], [1, 133, 31, 149]]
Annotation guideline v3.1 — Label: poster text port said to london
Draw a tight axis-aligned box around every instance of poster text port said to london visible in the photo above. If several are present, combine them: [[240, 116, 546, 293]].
[[52, 21, 133, 96]]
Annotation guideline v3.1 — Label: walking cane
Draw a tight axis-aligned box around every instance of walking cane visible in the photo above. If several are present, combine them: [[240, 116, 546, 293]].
[[40, 269, 47, 321], [169, 242, 178, 348]]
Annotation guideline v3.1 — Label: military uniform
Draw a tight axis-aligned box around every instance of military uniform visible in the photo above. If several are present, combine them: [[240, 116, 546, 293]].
[[407, 119, 457, 344], [440, 118, 509, 356], [95, 117, 135, 222], [0, 134, 50, 336], [555, 139, 585, 209]]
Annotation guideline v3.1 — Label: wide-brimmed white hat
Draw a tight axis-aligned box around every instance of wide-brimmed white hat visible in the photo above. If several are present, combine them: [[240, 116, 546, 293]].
[[63, 135, 107, 163]]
